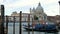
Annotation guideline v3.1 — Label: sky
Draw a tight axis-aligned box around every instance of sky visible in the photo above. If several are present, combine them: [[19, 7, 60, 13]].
[[0, 0, 59, 16]]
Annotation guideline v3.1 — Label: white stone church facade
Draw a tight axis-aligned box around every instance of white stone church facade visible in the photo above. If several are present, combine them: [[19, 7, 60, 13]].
[[30, 3, 47, 22], [6, 3, 47, 22]]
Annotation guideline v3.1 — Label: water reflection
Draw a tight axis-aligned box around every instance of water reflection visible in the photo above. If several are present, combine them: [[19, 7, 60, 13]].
[[44, 32, 58, 34], [23, 30, 58, 34], [4, 23, 59, 34]]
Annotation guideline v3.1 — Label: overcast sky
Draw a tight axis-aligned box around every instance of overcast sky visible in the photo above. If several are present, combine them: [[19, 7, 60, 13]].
[[0, 0, 59, 16]]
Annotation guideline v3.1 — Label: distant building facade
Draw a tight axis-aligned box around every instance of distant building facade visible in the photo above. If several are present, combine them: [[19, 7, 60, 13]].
[[47, 15, 60, 23], [4, 2, 60, 24], [6, 3, 47, 22], [30, 3, 47, 22], [10, 12, 31, 22]]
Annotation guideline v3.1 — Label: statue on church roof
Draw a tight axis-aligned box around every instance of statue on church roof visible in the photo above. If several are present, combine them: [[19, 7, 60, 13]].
[[38, 2, 41, 6]]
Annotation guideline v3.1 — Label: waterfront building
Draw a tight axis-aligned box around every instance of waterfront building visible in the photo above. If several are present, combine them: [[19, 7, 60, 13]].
[[30, 3, 47, 22], [47, 15, 60, 24], [6, 2, 47, 23], [10, 12, 31, 22], [4, 2, 60, 24]]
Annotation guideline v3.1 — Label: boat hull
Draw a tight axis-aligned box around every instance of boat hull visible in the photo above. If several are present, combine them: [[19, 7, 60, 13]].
[[23, 24, 59, 32], [24, 27, 58, 32]]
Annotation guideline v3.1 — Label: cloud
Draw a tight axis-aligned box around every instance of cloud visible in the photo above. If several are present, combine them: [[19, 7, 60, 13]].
[[40, 0, 59, 16], [44, 4, 59, 16], [2, 0, 60, 16], [0, 0, 3, 4], [4, 0, 59, 8], [4, 0, 38, 8]]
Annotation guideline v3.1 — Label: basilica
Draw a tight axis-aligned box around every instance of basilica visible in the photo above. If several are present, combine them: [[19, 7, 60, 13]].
[[8, 2, 47, 22], [30, 3, 47, 22]]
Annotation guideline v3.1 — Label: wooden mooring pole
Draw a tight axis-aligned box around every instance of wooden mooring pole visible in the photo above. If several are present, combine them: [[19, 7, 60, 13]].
[[28, 14, 30, 34], [13, 16, 15, 34], [0, 16, 2, 34], [19, 11, 22, 34], [32, 18, 34, 34], [1, 5, 5, 34], [6, 16, 8, 34]]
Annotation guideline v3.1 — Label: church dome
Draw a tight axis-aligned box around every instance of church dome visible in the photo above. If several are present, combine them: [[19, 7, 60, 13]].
[[36, 3, 43, 13]]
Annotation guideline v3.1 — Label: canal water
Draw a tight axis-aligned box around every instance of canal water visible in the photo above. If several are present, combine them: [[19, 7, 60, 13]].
[[4, 22, 60, 34]]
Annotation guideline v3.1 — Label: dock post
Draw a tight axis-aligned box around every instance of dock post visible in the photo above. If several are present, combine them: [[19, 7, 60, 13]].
[[28, 14, 30, 34], [13, 16, 15, 34], [6, 16, 8, 34], [19, 11, 22, 34]]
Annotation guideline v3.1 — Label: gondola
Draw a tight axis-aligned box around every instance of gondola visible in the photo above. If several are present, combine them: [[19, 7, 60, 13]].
[[23, 24, 59, 32]]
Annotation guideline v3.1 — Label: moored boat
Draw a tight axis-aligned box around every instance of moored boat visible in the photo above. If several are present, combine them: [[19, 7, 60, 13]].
[[23, 24, 59, 32]]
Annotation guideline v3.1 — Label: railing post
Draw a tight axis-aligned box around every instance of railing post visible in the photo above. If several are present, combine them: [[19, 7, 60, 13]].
[[19, 11, 22, 34], [6, 16, 8, 34], [13, 16, 15, 34], [28, 14, 30, 34]]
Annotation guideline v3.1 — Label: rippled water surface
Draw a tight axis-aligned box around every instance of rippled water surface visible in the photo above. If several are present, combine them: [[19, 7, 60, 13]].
[[4, 22, 60, 34]]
